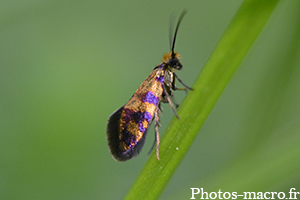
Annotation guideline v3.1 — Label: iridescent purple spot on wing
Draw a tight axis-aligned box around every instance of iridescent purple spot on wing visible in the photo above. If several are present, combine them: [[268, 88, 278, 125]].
[[123, 108, 153, 124], [120, 127, 137, 149], [140, 91, 159, 105], [156, 76, 164, 84], [120, 109, 154, 152], [143, 112, 152, 123], [122, 108, 135, 123], [138, 122, 146, 133]]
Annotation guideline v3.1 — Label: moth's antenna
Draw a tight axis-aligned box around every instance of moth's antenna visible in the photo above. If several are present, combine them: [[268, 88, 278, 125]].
[[171, 10, 187, 58], [169, 12, 176, 51]]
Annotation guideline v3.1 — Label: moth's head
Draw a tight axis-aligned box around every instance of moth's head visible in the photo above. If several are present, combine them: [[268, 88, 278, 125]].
[[164, 10, 186, 71], [162, 52, 182, 70]]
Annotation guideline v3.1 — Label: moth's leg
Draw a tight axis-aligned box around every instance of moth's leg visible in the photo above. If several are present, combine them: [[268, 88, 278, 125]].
[[172, 74, 188, 94], [148, 106, 161, 156], [173, 72, 193, 91], [162, 84, 179, 119], [154, 108, 161, 160], [158, 102, 164, 112]]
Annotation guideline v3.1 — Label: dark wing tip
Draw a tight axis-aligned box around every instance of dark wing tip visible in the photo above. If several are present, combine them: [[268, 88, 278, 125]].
[[106, 106, 148, 162], [106, 106, 126, 161]]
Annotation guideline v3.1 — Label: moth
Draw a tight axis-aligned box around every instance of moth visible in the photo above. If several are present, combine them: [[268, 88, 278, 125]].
[[106, 11, 191, 161]]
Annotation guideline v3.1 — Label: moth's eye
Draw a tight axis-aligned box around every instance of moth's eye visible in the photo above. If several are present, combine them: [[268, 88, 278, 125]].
[[169, 59, 176, 65], [169, 58, 182, 70], [169, 58, 179, 66]]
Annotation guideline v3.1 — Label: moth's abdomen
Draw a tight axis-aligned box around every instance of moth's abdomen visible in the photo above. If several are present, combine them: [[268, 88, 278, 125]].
[[106, 69, 164, 161]]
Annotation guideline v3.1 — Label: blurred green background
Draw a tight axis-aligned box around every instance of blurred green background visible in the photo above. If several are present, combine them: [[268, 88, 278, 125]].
[[1, 0, 300, 199]]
